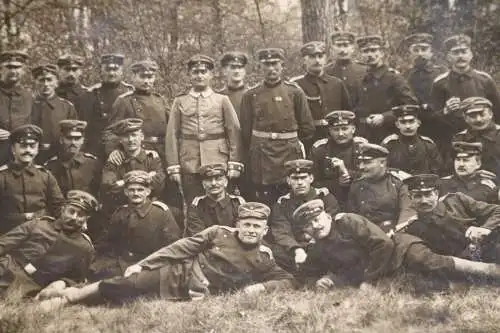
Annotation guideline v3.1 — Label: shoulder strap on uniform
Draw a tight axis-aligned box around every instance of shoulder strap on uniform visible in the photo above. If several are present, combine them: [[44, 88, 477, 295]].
[[0, 164, 8, 171], [433, 71, 450, 83], [191, 195, 207, 207], [34, 164, 48, 172], [334, 213, 346, 221], [456, 129, 467, 135], [312, 138, 328, 149], [441, 175, 453, 180], [420, 135, 435, 144], [218, 225, 237, 233], [152, 200, 170, 211], [381, 134, 399, 145], [259, 244, 274, 260], [480, 179, 497, 190], [389, 168, 412, 181], [289, 75, 305, 82], [315, 187, 330, 196], [277, 193, 291, 204], [388, 67, 400, 75], [474, 70, 493, 80], [283, 80, 301, 88], [117, 90, 134, 99], [228, 194, 246, 205], [353, 136, 368, 144], [80, 232, 95, 249], [88, 82, 102, 91], [83, 152, 97, 160], [121, 81, 135, 90], [247, 82, 261, 91]]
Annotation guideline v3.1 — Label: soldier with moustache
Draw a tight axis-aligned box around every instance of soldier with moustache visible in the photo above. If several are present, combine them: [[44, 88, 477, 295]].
[[55, 53, 87, 118]]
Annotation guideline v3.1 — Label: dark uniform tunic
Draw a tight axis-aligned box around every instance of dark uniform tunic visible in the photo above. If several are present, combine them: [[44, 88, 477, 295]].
[[185, 193, 245, 236], [55, 83, 87, 119], [325, 59, 366, 106], [439, 173, 497, 203], [218, 85, 247, 120], [0, 163, 64, 234], [381, 134, 443, 175], [0, 217, 94, 297], [98, 225, 293, 303], [355, 65, 418, 143]]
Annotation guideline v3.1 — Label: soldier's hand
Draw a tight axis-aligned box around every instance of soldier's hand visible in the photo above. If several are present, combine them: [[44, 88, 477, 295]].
[[124, 264, 143, 277], [243, 283, 266, 296], [0, 128, 10, 140], [315, 277, 335, 290], [294, 248, 308, 265], [169, 173, 182, 185], [227, 169, 241, 179], [465, 226, 491, 242], [108, 150, 125, 166], [35, 280, 67, 300], [444, 97, 461, 115]]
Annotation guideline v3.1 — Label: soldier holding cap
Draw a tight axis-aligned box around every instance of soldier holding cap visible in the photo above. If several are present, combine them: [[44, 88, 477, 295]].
[[240, 48, 314, 205], [80, 53, 133, 158], [269, 159, 339, 272], [0, 50, 33, 164], [166, 54, 243, 205], [218, 51, 249, 120], [39, 202, 293, 307], [185, 163, 245, 236], [346, 142, 415, 232], [382, 104, 443, 175], [0, 189, 97, 298], [0, 124, 65, 234], [55, 53, 87, 118], [92, 170, 181, 280], [292, 41, 351, 152], [439, 141, 497, 203], [310, 110, 367, 207], [355, 35, 417, 143]]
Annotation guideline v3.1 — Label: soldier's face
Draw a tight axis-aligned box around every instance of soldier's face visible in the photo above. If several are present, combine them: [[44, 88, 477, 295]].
[[124, 183, 151, 205], [303, 53, 326, 74], [60, 135, 84, 154], [303, 211, 332, 240], [223, 64, 246, 86], [202, 175, 228, 197], [59, 65, 82, 84], [447, 46, 473, 72], [120, 130, 143, 153], [360, 46, 384, 66], [410, 190, 439, 213], [454, 155, 481, 177], [36, 74, 58, 97], [236, 218, 268, 245], [12, 141, 38, 164], [464, 109, 493, 131], [331, 41, 355, 60], [101, 64, 123, 83], [189, 68, 213, 90], [1, 64, 24, 84], [132, 72, 156, 92], [395, 117, 420, 136], [60, 204, 89, 232], [287, 173, 313, 196], [358, 158, 386, 179], [328, 124, 355, 144], [409, 43, 433, 63], [260, 60, 283, 82]]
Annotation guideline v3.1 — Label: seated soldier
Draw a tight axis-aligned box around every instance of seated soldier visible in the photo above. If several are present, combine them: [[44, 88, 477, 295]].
[[91, 170, 181, 280], [439, 142, 497, 203], [269, 159, 339, 272], [37, 202, 293, 308], [0, 190, 97, 299], [185, 163, 245, 237], [382, 105, 443, 175], [294, 199, 500, 291], [346, 143, 415, 232]]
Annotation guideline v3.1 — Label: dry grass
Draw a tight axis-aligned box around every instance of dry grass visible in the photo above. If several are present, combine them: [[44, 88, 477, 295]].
[[2, 280, 500, 333]]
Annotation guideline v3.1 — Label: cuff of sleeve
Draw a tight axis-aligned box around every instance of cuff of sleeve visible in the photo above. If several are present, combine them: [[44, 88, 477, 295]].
[[228, 161, 244, 172], [167, 165, 181, 175]]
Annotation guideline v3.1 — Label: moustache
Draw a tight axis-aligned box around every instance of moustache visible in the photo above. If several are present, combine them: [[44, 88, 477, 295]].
[[21, 153, 33, 157]]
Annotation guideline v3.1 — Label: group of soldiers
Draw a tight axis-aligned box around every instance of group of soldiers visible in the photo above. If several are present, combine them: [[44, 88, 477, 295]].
[[0, 29, 500, 309]]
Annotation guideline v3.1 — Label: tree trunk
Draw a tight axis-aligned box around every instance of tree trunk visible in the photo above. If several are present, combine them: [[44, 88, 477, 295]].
[[300, 0, 328, 42]]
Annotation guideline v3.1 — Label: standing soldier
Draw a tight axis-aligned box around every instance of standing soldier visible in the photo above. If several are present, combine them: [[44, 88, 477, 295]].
[[218, 52, 249, 119], [355, 35, 417, 143], [31, 64, 78, 163], [240, 48, 315, 205], [165, 54, 243, 205], [0, 125, 64, 234], [55, 53, 87, 118], [292, 41, 351, 152], [325, 32, 366, 106], [81, 53, 133, 158], [0, 50, 32, 164]]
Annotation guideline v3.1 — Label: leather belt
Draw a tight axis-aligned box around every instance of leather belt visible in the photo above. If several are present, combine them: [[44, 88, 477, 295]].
[[181, 133, 225, 141], [314, 119, 328, 126], [252, 130, 298, 140], [143, 136, 164, 144]]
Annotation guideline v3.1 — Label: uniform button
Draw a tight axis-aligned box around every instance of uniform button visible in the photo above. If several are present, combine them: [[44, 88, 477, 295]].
[[223, 234, 227, 238], [215, 246, 220, 250], [361, 201, 365, 204], [343, 77, 347, 80]]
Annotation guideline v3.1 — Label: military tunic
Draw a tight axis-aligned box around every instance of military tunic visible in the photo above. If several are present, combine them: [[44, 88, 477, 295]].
[[325, 59, 366, 106], [98, 225, 293, 303], [185, 193, 245, 236], [439, 173, 497, 203], [0, 163, 64, 234], [218, 85, 247, 120], [0, 217, 94, 297], [55, 83, 87, 118]]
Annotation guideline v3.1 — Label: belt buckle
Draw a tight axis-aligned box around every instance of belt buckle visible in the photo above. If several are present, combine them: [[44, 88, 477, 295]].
[[198, 133, 207, 140], [271, 133, 278, 139]]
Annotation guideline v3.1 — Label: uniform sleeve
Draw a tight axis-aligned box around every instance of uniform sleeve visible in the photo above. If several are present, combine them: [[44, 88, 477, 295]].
[[0, 220, 34, 256], [67, 102, 78, 120], [221, 95, 243, 164], [345, 183, 359, 214], [149, 155, 166, 197], [185, 202, 207, 237], [108, 97, 130, 125], [485, 77, 500, 122], [46, 171, 65, 218], [293, 87, 315, 140], [340, 81, 353, 111], [323, 193, 340, 216], [165, 98, 181, 169], [397, 183, 417, 225], [430, 79, 448, 117], [239, 91, 254, 150], [257, 262, 295, 292], [456, 193, 500, 230], [160, 208, 182, 246], [428, 142, 444, 176], [269, 201, 301, 252], [62, 244, 95, 286]]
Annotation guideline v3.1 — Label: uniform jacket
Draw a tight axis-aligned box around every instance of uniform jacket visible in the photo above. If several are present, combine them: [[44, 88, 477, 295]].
[[325, 60, 366, 106], [55, 83, 88, 119], [218, 85, 247, 120], [165, 88, 242, 174], [439, 173, 497, 204], [185, 193, 245, 236], [405, 62, 446, 106], [0, 84, 33, 131]]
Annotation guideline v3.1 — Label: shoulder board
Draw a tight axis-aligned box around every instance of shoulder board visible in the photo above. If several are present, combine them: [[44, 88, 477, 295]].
[[389, 169, 412, 181], [439, 192, 454, 202], [480, 179, 496, 190], [334, 212, 346, 221], [441, 175, 453, 180], [312, 138, 328, 149], [353, 136, 368, 144], [433, 71, 450, 83], [315, 187, 329, 196], [388, 67, 400, 75], [247, 83, 262, 92], [289, 75, 304, 82], [191, 195, 207, 207], [81, 83, 89, 90], [228, 194, 246, 205], [38, 216, 56, 222], [0, 164, 8, 172], [420, 135, 435, 144], [495, 125, 500, 130], [474, 70, 493, 80], [218, 225, 237, 233], [120, 81, 134, 89], [88, 82, 102, 91], [456, 129, 467, 135], [381, 134, 399, 145], [259, 244, 274, 260], [277, 193, 291, 204], [175, 90, 188, 97], [34, 164, 48, 172], [117, 90, 134, 99], [283, 80, 300, 88], [60, 98, 75, 107], [83, 153, 97, 160], [80, 232, 95, 249], [152, 201, 169, 211]]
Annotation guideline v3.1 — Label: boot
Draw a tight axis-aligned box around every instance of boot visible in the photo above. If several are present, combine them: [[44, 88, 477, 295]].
[[452, 257, 500, 278]]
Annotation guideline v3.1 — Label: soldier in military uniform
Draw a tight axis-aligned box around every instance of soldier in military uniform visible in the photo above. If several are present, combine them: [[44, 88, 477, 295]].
[[310, 110, 367, 207], [346, 143, 415, 232], [80, 53, 133, 158], [0, 125, 64, 234], [0, 190, 97, 298], [355, 35, 417, 143], [55, 53, 87, 118], [269, 159, 339, 272], [185, 163, 245, 237], [218, 52, 249, 120], [31, 64, 78, 163], [439, 142, 497, 203], [44, 120, 101, 197], [381, 104, 443, 175], [0, 50, 33, 165], [240, 48, 315, 205], [165, 54, 243, 205], [431, 35, 500, 158], [325, 32, 366, 106], [403, 33, 446, 139], [38, 202, 293, 307], [92, 170, 181, 280]]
